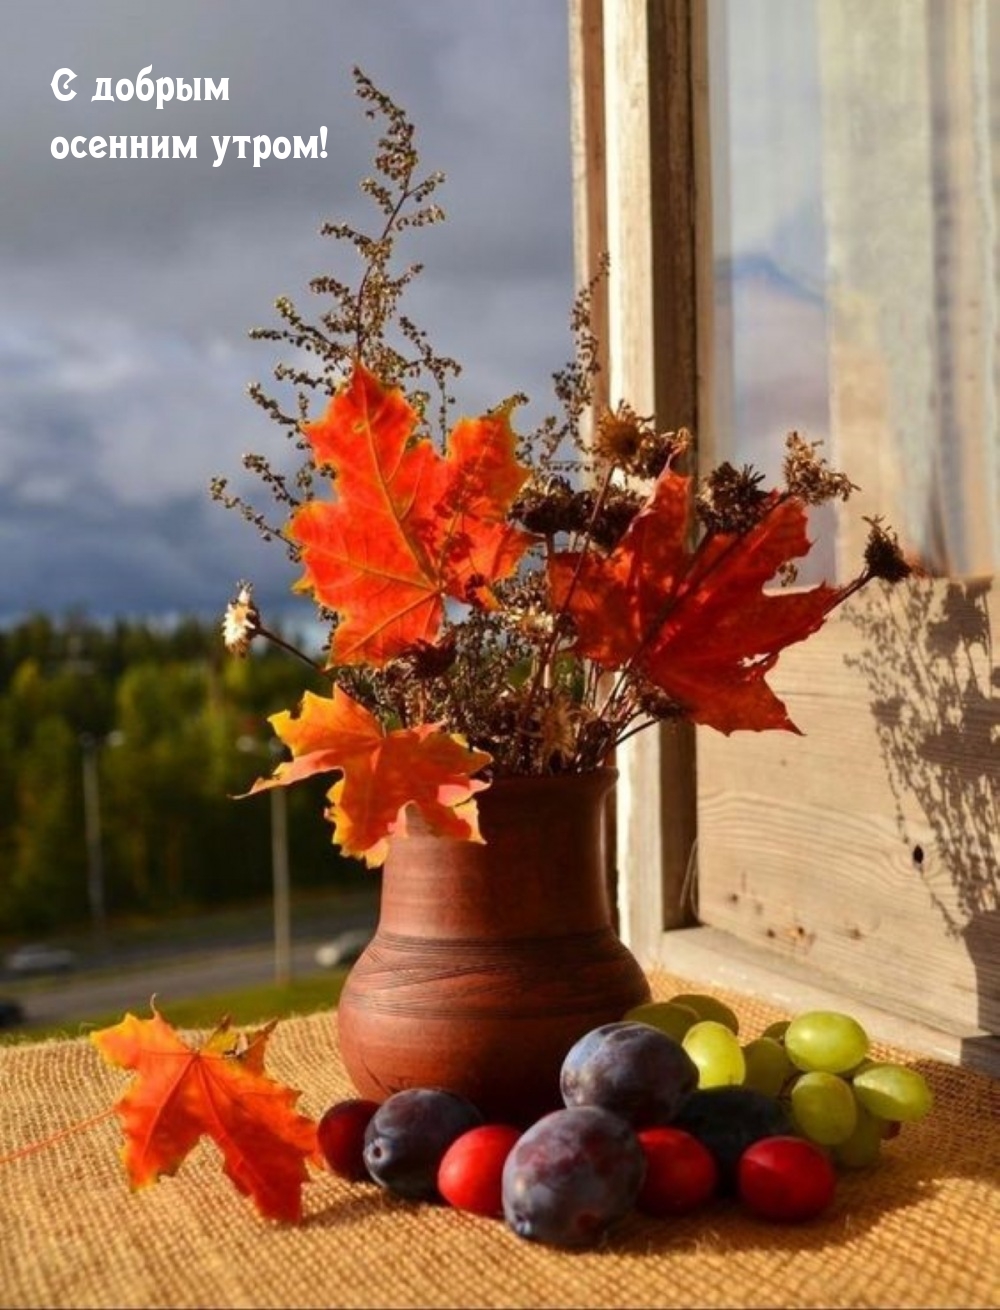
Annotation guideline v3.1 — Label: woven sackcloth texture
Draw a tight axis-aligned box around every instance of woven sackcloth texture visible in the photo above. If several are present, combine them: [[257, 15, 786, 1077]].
[[1, 968, 997, 1310]]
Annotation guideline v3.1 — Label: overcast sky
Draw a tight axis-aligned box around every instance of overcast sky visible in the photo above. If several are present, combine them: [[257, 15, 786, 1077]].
[[1, 1, 836, 631], [0, 0, 579, 628]]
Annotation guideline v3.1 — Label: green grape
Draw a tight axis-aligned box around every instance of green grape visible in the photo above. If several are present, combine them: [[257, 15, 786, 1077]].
[[833, 1102, 884, 1168], [761, 1019, 790, 1043], [789, 1070, 858, 1145], [852, 1063, 933, 1122], [670, 993, 741, 1035], [742, 1036, 795, 1097], [785, 1010, 870, 1074], [624, 1000, 700, 1042], [682, 1020, 747, 1088]]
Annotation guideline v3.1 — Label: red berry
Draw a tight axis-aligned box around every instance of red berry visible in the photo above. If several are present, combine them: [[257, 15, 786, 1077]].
[[737, 1135, 837, 1222], [437, 1124, 522, 1218], [317, 1098, 380, 1181], [636, 1126, 718, 1215]]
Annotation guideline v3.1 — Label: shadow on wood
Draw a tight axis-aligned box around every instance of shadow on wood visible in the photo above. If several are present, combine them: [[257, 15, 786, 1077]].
[[843, 578, 999, 1050]]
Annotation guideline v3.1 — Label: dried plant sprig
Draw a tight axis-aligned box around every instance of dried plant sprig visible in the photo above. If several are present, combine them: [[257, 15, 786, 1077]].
[[210, 67, 461, 564], [520, 254, 608, 470]]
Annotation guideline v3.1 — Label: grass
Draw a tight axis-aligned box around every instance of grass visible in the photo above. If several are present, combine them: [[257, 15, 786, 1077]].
[[0, 970, 349, 1044]]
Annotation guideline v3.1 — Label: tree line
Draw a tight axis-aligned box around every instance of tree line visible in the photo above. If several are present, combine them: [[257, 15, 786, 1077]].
[[0, 613, 364, 934]]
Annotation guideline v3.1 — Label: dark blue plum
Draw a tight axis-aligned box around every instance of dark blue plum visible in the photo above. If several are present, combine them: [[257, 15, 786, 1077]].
[[502, 1106, 646, 1248], [671, 1086, 792, 1191], [363, 1088, 483, 1200], [560, 1021, 699, 1127]]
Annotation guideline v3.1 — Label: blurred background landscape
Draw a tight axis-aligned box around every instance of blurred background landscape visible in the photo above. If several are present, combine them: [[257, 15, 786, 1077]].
[[0, 0, 579, 1037], [0, 611, 378, 1038]]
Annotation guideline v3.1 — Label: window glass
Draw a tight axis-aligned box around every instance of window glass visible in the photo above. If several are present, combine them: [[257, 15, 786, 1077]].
[[709, 0, 1000, 579]]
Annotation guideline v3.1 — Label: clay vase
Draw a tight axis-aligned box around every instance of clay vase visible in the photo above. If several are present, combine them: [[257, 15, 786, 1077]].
[[336, 768, 651, 1125]]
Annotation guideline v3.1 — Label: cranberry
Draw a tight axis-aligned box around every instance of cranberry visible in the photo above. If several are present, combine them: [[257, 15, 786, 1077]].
[[738, 1135, 836, 1222], [636, 1126, 718, 1215], [438, 1124, 522, 1218], [317, 1098, 380, 1181]]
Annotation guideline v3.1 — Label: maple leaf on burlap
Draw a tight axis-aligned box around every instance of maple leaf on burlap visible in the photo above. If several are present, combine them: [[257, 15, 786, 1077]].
[[289, 362, 536, 666], [91, 1008, 321, 1222], [244, 685, 492, 867], [548, 470, 849, 734]]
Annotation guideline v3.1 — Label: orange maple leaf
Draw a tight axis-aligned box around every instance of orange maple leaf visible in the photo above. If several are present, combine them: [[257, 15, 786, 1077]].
[[289, 363, 536, 666], [245, 685, 492, 866], [548, 471, 849, 734], [91, 1007, 321, 1223]]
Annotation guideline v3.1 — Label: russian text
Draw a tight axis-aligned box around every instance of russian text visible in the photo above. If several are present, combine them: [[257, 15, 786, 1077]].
[[50, 135, 198, 160], [211, 133, 324, 168], [91, 69, 229, 107], [50, 68, 77, 100]]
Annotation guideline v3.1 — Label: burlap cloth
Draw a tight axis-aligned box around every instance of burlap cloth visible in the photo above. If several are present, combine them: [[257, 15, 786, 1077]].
[[1, 969, 997, 1310]]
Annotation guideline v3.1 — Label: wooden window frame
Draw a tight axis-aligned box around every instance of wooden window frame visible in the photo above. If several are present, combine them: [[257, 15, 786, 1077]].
[[569, 0, 999, 1075], [569, 0, 705, 949]]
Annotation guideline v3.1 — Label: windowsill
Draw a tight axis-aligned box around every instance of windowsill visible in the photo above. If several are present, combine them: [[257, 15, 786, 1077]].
[[649, 923, 1000, 1079]]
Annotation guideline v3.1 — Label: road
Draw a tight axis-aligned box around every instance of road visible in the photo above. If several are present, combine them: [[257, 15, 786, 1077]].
[[8, 936, 351, 1030]]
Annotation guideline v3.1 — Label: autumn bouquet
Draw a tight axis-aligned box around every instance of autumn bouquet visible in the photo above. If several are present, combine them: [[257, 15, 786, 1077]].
[[216, 70, 909, 869]]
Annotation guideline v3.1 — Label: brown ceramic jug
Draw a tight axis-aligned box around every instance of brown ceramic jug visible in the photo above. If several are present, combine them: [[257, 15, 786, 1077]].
[[336, 768, 651, 1124]]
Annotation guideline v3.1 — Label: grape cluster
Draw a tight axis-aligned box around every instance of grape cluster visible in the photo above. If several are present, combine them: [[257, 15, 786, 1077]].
[[643, 996, 934, 1170], [318, 994, 933, 1249]]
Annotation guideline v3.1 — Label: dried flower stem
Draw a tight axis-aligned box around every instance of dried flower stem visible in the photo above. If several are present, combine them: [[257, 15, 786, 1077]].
[[512, 464, 617, 768]]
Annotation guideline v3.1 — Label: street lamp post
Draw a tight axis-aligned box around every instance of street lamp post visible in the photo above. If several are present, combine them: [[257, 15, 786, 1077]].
[[270, 781, 292, 987], [80, 732, 112, 958], [238, 735, 293, 986]]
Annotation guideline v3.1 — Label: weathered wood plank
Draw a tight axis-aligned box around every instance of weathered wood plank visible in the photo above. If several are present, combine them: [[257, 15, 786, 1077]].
[[693, 576, 999, 1038]]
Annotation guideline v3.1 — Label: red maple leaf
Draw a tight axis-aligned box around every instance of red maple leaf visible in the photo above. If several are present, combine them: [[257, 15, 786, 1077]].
[[245, 685, 492, 866], [91, 1008, 321, 1223], [548, 470, 848, 733], [289, 363, 536, 666]]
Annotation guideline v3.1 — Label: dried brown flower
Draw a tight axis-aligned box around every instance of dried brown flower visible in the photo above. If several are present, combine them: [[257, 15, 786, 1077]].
[[696, 462, 771, 535], [863, 517, 913, 583], [593, 404, 687, 480]]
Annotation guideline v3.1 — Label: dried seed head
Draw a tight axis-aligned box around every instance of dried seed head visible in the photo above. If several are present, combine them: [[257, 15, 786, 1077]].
[[863, 517, 913, 583], [222, 582, 261, 657], [539, 695, 578, 765], [391, 633, 458, 679], [783, 432, 856, 505], [578, 485, 644, 550], [510, 478, 577, 536], [506, 604, 557, 641], [633, 677, 687, 721]]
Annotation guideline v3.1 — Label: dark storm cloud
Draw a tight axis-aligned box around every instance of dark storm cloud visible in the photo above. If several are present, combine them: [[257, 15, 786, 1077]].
[[0, 0, 575, 624]]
